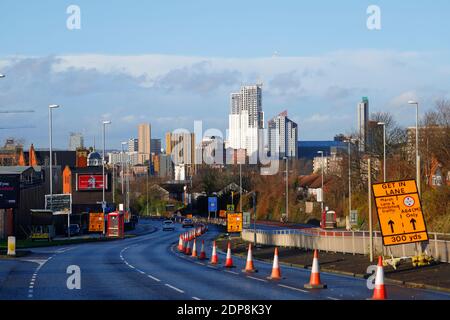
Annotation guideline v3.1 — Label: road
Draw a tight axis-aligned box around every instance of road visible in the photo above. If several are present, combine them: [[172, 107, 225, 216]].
[[0, 219, 449, 300]]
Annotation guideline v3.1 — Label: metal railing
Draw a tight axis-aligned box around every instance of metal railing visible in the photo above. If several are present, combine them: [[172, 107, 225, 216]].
[[242, 229, 450, 263]]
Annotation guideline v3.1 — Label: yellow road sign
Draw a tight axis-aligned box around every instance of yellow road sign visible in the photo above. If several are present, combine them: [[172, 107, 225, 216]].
[[372, 180, 428, 246], [227, 212, 243, 233], [89, 213, 104, 232]]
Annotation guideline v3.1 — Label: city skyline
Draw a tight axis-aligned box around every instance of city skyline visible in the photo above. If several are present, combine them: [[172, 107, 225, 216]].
[[1, 2, 450, 149]]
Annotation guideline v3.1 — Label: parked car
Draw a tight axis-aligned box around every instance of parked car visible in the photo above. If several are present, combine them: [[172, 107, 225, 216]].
[[65, 224, 81, 236], [162, 220, 175, 231], [182, 218, 194, 228]]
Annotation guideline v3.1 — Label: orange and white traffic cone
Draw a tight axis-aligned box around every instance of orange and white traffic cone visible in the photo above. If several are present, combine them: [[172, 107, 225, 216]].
[[210, 241, 219, 265], [304, 250, 327, 289], [185, 241, 191, 255], [224, 242, 235, 268], [191, 239, 197, 258], [372, 256, 387, 300], [267, 247, 282, 280], [242, 243, 257, 273], [199, 240, 207, 260], [178, 235, 184, 252]]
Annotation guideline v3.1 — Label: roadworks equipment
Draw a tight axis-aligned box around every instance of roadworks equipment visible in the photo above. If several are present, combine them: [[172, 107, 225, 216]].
[[178, 235, 184, 252], [210, 241, 219, 265], [199, 240, 207, 260], [185, 241, 191, 255], [242, 243, 257, 273], [191, 239, 198, 258], [372, 256, 387, 300], [224, 242, 235, 268], [304, 250, 327, 289], [267, 248, 282, 280]]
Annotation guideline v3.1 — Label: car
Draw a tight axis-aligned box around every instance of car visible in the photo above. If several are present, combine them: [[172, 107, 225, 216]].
[[65, 224, 81, 236], [182, 218, 194, 228], [162, 220, 175, 231]]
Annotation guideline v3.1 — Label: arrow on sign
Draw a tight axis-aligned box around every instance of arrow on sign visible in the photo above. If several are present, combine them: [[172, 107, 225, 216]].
[[388, 220, 395, 233], [410, 218, 417, 231]]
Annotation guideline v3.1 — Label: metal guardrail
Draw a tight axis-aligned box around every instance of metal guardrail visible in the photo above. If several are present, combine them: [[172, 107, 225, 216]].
[[242, 228, 450, 263]]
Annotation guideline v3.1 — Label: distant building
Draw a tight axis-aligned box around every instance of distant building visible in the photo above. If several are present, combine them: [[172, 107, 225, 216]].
[[69, 132, 84, 151], [297, 141, 347, 161], [313, 150, 343, 176], [159, 154, 174, 179], [357, 97, 369, 153], [128, 138, 138, 153], [108, 151, 139, 167], [151, 139, 161, 155], [87, 151, 102, 167], [165, 132, 196, 176], [268, 111, 298, 159], [228, 84, 264, 159], [138, 123, 151, 164]]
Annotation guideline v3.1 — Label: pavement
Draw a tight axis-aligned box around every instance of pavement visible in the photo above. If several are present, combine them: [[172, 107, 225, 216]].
[[0, 219, 449, 300]]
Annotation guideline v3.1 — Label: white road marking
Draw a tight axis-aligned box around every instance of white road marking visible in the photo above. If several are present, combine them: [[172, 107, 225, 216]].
[[192, 296, 201, 300], [224, 270, 239, 275], [148, 275, 161, 282], [247, 276, 267, 282], [278, 284, 308, 293], [327, 296, 340, 300], [165, 284, 184, 293]]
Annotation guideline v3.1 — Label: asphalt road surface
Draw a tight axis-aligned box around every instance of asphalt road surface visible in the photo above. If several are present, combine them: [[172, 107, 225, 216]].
[[1, 220, 449, 300]]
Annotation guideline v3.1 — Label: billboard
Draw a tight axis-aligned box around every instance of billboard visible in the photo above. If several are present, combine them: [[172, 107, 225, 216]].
[[45, 194, 72, 215], [0, 175, 20, 209], [77, 174, 107, 191]]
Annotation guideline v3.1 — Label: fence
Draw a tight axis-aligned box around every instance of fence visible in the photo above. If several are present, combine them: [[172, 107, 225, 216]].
[[242, 229, 450, 263]]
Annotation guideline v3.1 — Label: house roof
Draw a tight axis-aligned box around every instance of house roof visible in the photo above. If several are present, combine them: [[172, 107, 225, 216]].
[[0, 166, 33, 175]]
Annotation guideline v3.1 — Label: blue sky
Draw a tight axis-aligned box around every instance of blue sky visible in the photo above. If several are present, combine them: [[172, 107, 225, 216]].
[[1, 1, 450, 149]]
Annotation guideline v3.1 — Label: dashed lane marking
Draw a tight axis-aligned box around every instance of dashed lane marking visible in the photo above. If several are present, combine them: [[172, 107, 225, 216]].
[[224, 270, 239, 275], [278, 284, 308, 293], [247, 276, 267, 283], [327, 296, 340, 300], [165, 284, 184, 293], [148, 275, 161, 282], [192, 296, 201, 300]]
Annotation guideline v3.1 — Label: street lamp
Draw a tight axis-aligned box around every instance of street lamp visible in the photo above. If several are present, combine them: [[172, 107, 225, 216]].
[[102, 120, 111, 235], [344, 139, 354, 218], [377, 122, 386, 182], [317, 151, 324, 212], [48, 105, 60, 204], [121, 142, 127, 196], [283, 156, 288, 222], [0, 74, 5, 78], [408, 101, 420, 195]]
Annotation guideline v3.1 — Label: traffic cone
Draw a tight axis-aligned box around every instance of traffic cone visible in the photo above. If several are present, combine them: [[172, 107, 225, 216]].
[[304, 250, 327, 289], [242, 243, 257, 273], [210, 241, 219, 265], [185, 241, 191, 255], [225, 242, 235, 268], [372, 256, 387, 300], [267, 248, 282, 280], [199, 240, 207, 260], [191, 239, 197, 258], [178, 235, 184, 252]]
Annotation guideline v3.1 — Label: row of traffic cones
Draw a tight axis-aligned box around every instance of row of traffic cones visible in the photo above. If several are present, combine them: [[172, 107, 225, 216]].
[[200, 241, 388, 300]]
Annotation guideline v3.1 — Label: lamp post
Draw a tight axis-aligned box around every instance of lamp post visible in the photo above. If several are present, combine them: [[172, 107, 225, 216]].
[[121, 142, 127, 196], [317, 151, 324, 212], [408, 101, 420, 195], [48, 105, 60, 207], [0, 74, 5, 78], [283, 156, 288, 222], [102, 120, 111, 235], [344, 140, 353, 217], [377, 122, 386, 182]]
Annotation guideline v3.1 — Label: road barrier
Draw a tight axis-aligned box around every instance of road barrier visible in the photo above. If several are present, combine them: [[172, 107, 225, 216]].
[[241, 229, 450, 263]]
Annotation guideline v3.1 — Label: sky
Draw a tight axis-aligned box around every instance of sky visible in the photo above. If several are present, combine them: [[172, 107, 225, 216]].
[[0, 0, 450, 149]]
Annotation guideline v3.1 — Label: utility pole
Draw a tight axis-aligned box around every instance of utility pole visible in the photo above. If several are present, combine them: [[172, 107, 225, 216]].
[[368, 158, 374, 263], [284, 157, 289, 222]]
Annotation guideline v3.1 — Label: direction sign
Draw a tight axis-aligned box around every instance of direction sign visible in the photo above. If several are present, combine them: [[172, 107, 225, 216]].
[[372, 180, 428, 246], [45, 194, 72, 215], [89, 213, 104, 232], [227, 212, 243, 233], [208, 197, 218, 212]]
